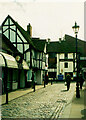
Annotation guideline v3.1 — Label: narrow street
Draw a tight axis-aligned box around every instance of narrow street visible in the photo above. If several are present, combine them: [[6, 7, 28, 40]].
[[1, 82, 76, 118]]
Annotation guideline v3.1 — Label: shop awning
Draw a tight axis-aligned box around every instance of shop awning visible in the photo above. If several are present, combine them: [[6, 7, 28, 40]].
[[22, 60, 29, 70], [0, 54, 5, 67], [0, 52, 18, 68]]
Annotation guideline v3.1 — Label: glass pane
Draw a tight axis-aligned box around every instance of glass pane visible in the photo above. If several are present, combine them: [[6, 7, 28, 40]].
[[17, 36, 22, 43], [10, 30, 15, 42], [40, 53, 42, 59], [17, 44, 23, 53], [37, 60, 39, 68], [10, 19, 14, 25], [24, 44, 29, 51], [17, 29, 27, 42], [13, 44, 16, 47], [40, 61, 42, 68], [26, 51, 30, 62], [4, 19, 8, 25], [32, 50, 35, 58], [3, 30, 9, 39], [33, 59, 36, 67], [10, 25, 16, 31], [22, 35, 27, 43], [3, 26, 8, 32]]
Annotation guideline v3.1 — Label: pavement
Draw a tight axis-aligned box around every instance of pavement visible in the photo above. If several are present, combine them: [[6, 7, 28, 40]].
[[60, 86, 86, 119], [1, 83, 49, 105], [1, 82, 86, 119]]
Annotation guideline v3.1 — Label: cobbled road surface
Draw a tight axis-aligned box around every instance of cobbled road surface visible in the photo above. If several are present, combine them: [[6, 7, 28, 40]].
[[1, 82, 76, 118]]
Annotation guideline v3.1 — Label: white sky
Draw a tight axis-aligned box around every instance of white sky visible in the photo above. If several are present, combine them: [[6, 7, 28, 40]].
[[0, 0, 85, 41]]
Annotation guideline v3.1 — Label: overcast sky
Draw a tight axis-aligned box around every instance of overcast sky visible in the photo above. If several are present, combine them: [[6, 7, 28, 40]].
[[0, 0, 85, 41]]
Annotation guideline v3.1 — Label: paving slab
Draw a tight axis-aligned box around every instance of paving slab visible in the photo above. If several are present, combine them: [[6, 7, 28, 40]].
[[60, 87, 85, 119]]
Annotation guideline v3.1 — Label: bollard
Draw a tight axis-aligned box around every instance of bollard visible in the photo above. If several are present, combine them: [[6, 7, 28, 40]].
[[51, 80, 52, 85], [33, 81, 35, 92], [6, 87, 9, 104], [76, 82, 80, 98]]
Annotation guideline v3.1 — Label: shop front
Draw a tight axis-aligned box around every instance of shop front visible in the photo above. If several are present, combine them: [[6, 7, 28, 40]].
[[0, 52, 29, 94]]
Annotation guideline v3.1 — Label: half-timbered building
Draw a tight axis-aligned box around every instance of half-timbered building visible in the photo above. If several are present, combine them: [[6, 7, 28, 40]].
[[1, 15, 47, 94]]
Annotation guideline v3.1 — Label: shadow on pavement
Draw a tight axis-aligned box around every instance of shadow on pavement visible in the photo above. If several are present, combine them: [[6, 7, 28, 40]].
[[61, 89, 68, 92]]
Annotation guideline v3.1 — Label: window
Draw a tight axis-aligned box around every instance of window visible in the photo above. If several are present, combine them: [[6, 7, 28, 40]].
[[10, 30, 15, 42], [26, 51, 30, 62], [17, 44, 23, 53], [48, 57, 57, 68], [65, 53, 68, 59], [48, 72, 56, 78], [43, 53, 46, 62], [65, 63, 68, 68]]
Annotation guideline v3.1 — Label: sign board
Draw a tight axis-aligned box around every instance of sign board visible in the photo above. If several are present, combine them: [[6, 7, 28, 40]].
[[61, 69, 63, 73], [58, 75, 63, 80]]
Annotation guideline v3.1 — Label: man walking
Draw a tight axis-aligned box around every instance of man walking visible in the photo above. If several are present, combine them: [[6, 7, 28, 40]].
[[79, 73, 84, 89], [65, 73, 71, 91]]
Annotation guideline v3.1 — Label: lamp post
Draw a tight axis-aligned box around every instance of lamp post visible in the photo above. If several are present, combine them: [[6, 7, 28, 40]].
[[72, 22, 80, 98]]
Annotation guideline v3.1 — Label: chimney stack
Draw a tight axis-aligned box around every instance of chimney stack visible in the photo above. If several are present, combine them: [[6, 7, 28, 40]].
[[27, 23, 32, 37], [59, 38, 61, 43], [47, 38, 50, 44]]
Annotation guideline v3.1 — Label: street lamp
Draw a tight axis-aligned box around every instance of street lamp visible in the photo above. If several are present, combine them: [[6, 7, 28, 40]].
[[72, 22, 80, 98]]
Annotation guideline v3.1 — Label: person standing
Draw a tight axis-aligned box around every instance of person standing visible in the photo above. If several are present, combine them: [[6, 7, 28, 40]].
[[79, 73, 84, 89], [31, 71, 35, 91], [65, 73, 71, 91], [45, 73, 48, 85]]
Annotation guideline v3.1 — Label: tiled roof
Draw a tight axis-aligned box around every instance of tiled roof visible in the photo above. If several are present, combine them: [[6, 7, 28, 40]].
[[47, 34, 86, 57], [32, 38, 46, 52]]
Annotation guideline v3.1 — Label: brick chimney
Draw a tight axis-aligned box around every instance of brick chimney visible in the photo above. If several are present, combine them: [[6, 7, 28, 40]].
[[27, 23, 32, 37], [59, 38, 61, 43]]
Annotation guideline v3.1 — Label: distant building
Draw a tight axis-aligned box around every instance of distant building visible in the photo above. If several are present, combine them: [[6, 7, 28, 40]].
[[47, 34, 86, 80]]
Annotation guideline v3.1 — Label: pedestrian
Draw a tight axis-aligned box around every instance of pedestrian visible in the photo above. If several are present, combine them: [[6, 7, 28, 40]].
[[31, 71, 35, 88], [45, 73, 48, 85], [65, 73, 71, 91], [79, 72, 84, 89], [83, 79, 86, 90], [82, 73, 86, 89]]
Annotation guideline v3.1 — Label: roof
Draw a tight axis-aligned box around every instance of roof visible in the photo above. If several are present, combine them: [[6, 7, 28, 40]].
[[2, 15, 36, 50], [47, 34, 86, 57], [32, 38, 46, 52], [2, 15, 47, 52]]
